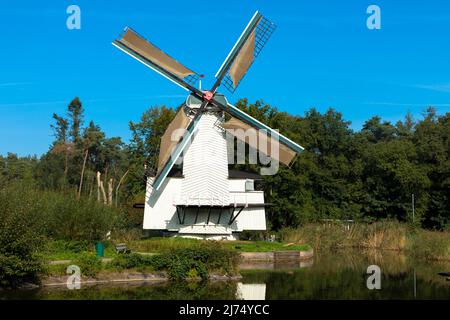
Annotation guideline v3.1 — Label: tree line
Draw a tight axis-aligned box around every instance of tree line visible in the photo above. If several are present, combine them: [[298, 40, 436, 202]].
[[1, 97, 448, 230]]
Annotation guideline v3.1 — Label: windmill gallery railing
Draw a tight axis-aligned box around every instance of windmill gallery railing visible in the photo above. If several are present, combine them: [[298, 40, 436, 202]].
[[172, 191, 267, 226]]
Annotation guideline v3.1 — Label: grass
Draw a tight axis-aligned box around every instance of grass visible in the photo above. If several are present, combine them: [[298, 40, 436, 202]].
[[42, 243, 241, 280], [41, 240, 118, 261], [125, 237, 311, 253], [280, 221, 450, 261], [223, 241, 311, 252], [128, 237, 205, 253], [40, 237, 312, 273]]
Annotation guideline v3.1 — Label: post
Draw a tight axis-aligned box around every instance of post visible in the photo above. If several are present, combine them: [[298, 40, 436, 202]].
[[412, 194, 415, 223]]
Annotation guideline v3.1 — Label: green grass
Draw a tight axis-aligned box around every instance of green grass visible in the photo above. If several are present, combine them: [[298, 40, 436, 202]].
[[128, 237, 205, 253], [128, 237, 311, 253], [280, 222, 450, 261], [41, 238, 312, 265], [41, 240, 118, 261], [223, 241, 311, 252]]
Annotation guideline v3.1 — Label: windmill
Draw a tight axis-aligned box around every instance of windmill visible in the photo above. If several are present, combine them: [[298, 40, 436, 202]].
[[113, 11, 304, 240]]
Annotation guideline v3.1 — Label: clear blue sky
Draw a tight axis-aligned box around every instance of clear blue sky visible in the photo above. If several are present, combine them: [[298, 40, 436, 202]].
[[1, 0, 450, 156]]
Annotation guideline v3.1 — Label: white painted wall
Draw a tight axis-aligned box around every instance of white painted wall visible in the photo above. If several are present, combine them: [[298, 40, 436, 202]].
[[181, 113, 229, 206], [143, 111, 267, 237], [144, 177, 266, 233]]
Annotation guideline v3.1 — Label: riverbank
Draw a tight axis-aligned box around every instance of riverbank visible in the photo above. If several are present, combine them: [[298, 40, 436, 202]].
[[41, 238, 312, 261], [280, 221, 450, 261], [41, 271, 243, 287], [0, 236, 313, 289], [3, 248, 450, 300], [34, 239, 313, 289]]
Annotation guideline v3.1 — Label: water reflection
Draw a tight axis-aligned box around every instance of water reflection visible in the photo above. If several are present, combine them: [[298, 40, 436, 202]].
[[241, 249, 450, 299], [1, 249, 449, 300], [236, 283, 266, 300]]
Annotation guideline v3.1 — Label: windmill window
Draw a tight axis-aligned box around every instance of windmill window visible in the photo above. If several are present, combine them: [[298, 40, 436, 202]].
[[245, 179, 254, 192]]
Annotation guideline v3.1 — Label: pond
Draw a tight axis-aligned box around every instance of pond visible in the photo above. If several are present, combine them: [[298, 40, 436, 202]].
[[2, 249, 450, 300]]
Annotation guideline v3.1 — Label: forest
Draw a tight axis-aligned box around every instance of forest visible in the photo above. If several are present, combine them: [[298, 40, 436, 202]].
[[1, 96, 449, 287], [1, 97, 449, 231]]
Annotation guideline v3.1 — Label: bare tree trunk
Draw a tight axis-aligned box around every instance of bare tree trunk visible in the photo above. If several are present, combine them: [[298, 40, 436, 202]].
[[96, 171, 102, 203], [104, 166, 109, 188], [115, 169, 129, 207], [64, 150, 68, 185], [78, 149, 89, 198], [89, 175, 94, 198], [107, 178, 113, 205], [99, 181, 107, 205]]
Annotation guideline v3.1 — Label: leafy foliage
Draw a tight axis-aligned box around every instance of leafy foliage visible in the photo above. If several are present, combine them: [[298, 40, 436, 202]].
[[2, 97, 449, 230], [74, 253, 102, 278], [109, 243, 239, 280], [231, 100, 449, 230], [0, 183, 46, 287]]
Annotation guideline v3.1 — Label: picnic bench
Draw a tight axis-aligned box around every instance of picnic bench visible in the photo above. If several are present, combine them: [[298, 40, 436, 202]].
[[115, 243, 131, 254]]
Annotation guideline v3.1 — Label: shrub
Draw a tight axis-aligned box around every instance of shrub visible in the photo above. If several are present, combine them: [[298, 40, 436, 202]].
[[1, 182, 121, 243], [0, 183, 46, 287], [108, 243, 239, 280], [109, 253, 148, 270], [74, 253, 102, 277], [43, 193, 120, 242]]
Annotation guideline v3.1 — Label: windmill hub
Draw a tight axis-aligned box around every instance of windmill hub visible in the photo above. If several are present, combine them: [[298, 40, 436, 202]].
[[203, 91, 213, 101], [185, 93, 228, 112], [112, 11, 304, 240]]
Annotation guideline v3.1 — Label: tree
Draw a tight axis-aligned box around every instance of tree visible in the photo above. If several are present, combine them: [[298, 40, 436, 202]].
[[50, 113, 72, 183], [68, 97, 84, 143], [128, 105, 176, 197], [362, 116, 397, 143], [51, 113, 69, 143]]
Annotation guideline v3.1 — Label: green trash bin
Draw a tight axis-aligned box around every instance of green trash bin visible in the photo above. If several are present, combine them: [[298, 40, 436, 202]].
[[95, 242, 104, 257]]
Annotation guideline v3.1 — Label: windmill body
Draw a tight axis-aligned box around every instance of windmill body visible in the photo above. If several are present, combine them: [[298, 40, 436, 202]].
[[113, 11, 304, 239], [143, 97, 266, 240]]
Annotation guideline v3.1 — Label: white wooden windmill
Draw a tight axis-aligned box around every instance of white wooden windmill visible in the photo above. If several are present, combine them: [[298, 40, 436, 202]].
[[113, 11, 304, 240]]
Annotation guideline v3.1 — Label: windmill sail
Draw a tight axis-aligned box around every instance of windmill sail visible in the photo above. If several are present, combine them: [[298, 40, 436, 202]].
[[221, 116, 297, 166], [113, 27, 199, 91], [214, 11, 276, 93], [228, 31, 256, 88], [213, 101, 304, 163], [157, 108, 192, 173], [152, 112, 203, 191]]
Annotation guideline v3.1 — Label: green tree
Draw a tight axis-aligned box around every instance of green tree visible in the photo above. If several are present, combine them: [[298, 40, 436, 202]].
[[68, 97, 84, 143]]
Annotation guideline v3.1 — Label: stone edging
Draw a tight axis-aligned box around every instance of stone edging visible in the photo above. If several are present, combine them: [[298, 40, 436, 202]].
[[42, 272, 242, 287], [240, 249, 314, 261]]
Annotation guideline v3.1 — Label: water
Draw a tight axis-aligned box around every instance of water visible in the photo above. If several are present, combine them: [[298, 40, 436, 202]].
[[2, 249, 449, 299]]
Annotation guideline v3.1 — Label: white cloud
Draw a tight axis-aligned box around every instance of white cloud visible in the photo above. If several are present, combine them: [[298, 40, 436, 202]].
[[412, 83, 450, 93], [0, 82, 33, 87], [364, 101, 450, 107]]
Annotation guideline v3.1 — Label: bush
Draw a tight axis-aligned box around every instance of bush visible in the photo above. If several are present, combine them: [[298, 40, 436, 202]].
[[43, 192, 120, 242], [109, 253, 149, 270], [239, 230, 273, 241], [108, 243, 239, 280], [1, 182, 121, 242], [73, 253, 102, 278], [0, 184, 46, 287]]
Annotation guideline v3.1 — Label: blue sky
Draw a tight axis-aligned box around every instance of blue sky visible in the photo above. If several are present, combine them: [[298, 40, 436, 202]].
[[1, 0, 450, 156]]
